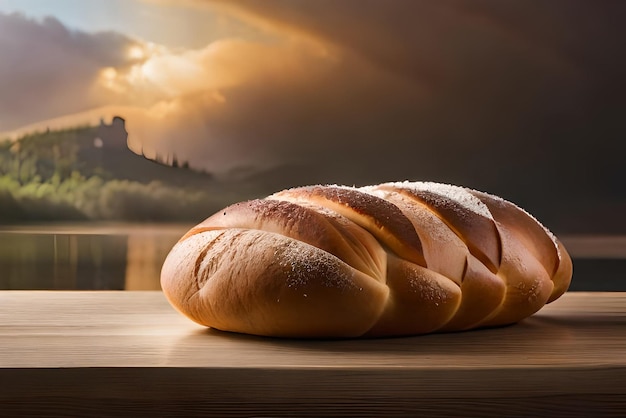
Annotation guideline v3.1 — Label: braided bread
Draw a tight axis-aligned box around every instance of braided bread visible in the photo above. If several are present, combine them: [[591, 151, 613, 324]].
[[161, 182, 572, 338]]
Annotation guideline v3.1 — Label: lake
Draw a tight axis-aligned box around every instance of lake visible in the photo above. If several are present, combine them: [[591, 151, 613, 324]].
[[0, 224, 188, 290], [0, 225, 624, 291]]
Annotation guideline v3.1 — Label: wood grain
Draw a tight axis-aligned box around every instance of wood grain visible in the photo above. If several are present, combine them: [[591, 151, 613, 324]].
[[1, 291, 625, 417]]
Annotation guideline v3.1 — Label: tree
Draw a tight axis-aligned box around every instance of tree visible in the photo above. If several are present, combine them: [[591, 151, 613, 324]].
[[0, 140, 12, 176]]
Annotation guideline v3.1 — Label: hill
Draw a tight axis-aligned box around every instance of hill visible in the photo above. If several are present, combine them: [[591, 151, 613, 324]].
[[0, 120, 241, 223]]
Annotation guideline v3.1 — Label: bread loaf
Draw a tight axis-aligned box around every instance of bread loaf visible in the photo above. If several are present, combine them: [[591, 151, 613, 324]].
[[161, 182, 572, 338]]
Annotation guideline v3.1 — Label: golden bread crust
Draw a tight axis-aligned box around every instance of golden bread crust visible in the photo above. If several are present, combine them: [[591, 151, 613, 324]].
[[161, 181, 572, 338]]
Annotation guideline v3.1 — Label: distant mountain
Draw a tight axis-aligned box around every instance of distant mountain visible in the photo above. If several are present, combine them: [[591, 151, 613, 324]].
[[8, 118, 220, 185]]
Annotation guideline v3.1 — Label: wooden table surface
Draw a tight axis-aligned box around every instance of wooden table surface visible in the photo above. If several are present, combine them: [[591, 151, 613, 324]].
[[1, 291, 625, 417]]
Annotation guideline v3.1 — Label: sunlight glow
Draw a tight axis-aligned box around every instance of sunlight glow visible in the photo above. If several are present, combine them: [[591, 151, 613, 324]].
[[101, 67, 118, 81], [99, 67, 126, 94], [127, 45, 146, 61]]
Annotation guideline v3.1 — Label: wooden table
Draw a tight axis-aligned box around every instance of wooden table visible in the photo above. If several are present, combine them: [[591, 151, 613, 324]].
[[1, 291, 624, 417]]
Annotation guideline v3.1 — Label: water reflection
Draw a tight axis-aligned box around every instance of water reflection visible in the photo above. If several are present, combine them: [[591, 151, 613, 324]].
[[0, 225, 189, 290], [0, 227, 624, 290]]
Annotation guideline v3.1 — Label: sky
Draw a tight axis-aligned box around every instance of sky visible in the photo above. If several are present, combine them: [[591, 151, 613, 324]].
[[0, 0, 624, 231], [0, 0, 274, 48]]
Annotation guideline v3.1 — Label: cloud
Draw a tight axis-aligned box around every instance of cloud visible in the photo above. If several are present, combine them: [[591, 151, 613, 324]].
[[191, 1, 626, 194], [208, 1, 623, 84], [0, 12, 145, 131]]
